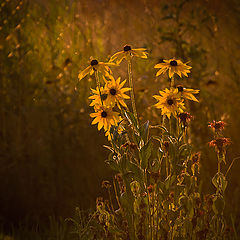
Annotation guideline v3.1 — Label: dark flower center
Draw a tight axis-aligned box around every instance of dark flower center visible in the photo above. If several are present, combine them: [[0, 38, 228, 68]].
[[110, 88, 117, 95], [170, 60, 177, 66], [90, 59, 98, 66], [177, 86, 184, 92], [124, 45, 131, 52], [101, 111, 107, 118], [101, 94, 108, 101], [167, 99, 174, 105]]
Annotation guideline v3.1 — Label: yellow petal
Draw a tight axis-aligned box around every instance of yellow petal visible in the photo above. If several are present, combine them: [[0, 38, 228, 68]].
[[78, 66, 91, 81]]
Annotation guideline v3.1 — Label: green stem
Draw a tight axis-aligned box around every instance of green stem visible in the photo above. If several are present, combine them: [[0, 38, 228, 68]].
[[95, 71, 103, 105], [170, 75, 175, 88], [127, 59, 139, 127]]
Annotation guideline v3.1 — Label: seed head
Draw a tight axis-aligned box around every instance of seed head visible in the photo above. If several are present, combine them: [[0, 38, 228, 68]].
[[123, 45, 131, 52], [170, 60, 177, 66], [110, 88, 117, 95], [101, 111, 107, 118], [167, 99, 174, 105], [90, 59, 98, 66]]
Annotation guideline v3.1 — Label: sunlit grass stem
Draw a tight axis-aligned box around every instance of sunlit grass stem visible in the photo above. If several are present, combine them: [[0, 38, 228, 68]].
[[127, 59, 139, 127], [170, 74, 175, 88], [95, 71, 103, 105]]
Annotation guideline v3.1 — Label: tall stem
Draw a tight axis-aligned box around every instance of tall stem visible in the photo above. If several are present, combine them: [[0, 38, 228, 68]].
[[217, 154, 221, 174], [170, 74, 175, 88], [127, 59, 139, 127], [95, 71, 103, 105]]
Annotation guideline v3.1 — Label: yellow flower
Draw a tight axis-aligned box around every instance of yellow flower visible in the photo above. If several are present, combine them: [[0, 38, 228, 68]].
[[90, 105, 120, 131], [89, 87, 108, 108], [176, 85, 200, 102], [109, 45, 147, 64], [153, 88, 185, 118], [154, 59, 192, 78], [78, 59, 117, 81], [104, 76, 131, 108]]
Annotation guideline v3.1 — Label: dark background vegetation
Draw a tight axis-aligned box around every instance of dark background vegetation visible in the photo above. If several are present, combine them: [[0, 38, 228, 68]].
[[0, 0, 240, 237]]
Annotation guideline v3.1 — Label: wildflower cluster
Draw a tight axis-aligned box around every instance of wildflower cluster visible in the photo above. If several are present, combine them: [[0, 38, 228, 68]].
[[78, 45, 147, 139], [153, 59, 199, 119], [76, 47, 235, 240]]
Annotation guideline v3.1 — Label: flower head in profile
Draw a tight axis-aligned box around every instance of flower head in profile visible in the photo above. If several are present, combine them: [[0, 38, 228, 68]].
[[178, 112, 193, 127], [191, 152, 201, 165], [176, 85, 200, 102], [153, 88, 185, 118], [78, 59, 117, 81], [191, 152, 201, 175], [208, 137, 231, 155], [104, 76, 131, 109], [154, 59, 192, 78], [109, 45, 147, 64], [208, 120, 226, 132], [90, 105, 120, 131]]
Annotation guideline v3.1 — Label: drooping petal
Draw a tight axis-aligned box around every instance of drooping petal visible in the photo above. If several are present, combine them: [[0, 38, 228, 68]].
[[78, 66, 92, 81]]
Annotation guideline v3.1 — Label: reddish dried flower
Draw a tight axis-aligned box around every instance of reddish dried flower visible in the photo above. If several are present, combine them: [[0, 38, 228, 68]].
[[204, 194, 213, 209], [178, 112, 192, 127], [208, 120, 226, 131], [121, 142, 129, 148], [169, 191, 174, 201], [129, 142, 138, 149], [191, 152, 201, 164], [208, 137, 231, 154], [121, 142, 138, 149], [96, 197, 104, 208], [147, 184, 154, 193]]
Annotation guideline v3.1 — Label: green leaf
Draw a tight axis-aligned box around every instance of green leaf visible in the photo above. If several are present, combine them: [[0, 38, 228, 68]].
[[105, 153, 119, 171], [140, 120, 149, 143], [140, 141, 153, 169], [127, 162, 145, 191], [212, 172, 228, 193], [124, 111, 138, 130], [120, 192, 134, 212], [119, 155, 127, 173], [165, 175, 176, 190], [212, 195, 225, 215]]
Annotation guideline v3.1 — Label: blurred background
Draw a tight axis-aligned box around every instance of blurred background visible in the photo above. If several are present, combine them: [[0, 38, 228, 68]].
[[0, 0, 240, 237]]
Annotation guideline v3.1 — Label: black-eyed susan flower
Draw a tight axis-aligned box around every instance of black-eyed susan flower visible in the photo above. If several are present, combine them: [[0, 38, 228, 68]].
[[90, 105, 120, 131], [104, 76, 131, 109], [78, 59, 117, 81], [153, 88, 185, 118], [176, 85, 200, 102], [109, 45, 147, 64], [89, 87, 108, 108], [154, 59, 192, 78]]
